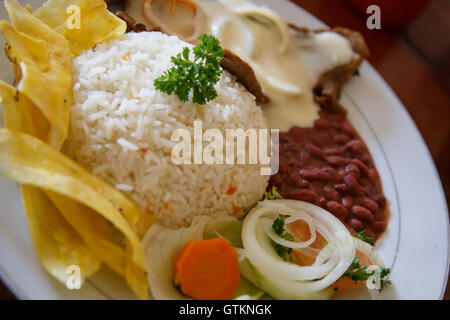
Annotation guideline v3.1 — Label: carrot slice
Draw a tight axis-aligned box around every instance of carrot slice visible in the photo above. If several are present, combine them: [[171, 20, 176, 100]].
[[174, 237, 241, 300], [291, 220, 327, 250], [332, 251, 372, 291]]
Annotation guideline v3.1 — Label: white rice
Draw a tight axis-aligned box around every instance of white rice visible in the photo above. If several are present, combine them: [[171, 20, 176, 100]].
[[65, 32, 269, 228]]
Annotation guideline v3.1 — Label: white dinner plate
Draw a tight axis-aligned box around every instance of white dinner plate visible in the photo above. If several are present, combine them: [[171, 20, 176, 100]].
[[0, 0, 448, 300]]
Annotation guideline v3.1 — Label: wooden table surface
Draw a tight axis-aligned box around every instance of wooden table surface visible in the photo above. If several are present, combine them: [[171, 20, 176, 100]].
[[0, 0, 449, 300]]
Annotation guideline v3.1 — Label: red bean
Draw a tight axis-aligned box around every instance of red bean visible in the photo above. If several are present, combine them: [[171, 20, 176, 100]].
[[335, 184, 348, 193], [359, 154, 372, 165], [343, 174, 359, 195], [270, 174, 283, 186], [300, 179, 310, 188], [364, 229, 375, 238], [359, 197, 379, 213], [288, 170, 302, 186], [289, 127, 303, 141], [307, 134, 325, 148], [345, 163, 361, 179], [322, 166, 339, 180], [300, 169, 319, 181], [279, 133, 292, 144], [317, 170, 333, 182], [372, 194, 386, 208], [324, 147, 341, 155], [289, 189, 317, 202], [316, 197, 326, 207], [372, 221, 385, 232], [341, 121, 356, 137], [326, 155, 350, 166], [324, 185, 339, 201], [352, 205, 374, 221], [375, 210, 385, 221], [326, 201, 349, 221], [350, 218, 364, 231], [359, 178, 370, 187], [342, 196, 353, 209], [351, 158, 370, 177], [348, 140, 364, 154], [314, 118, 331, 129], [286, 158, 297, 166], [368, 168, 378, 185], [332, 121, 342, 129], [334, 134, 350, 144], [299, 151, 311, 165], [305, 143, 325, 159], [279, 161, 289, 173]]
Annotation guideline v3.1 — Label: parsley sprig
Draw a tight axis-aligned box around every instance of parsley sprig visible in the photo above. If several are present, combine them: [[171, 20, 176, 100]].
[[272, 217, 294, 261], [356, 230, 375, 246], [154, 34, 224, 105], [343, 256, 391, 290]]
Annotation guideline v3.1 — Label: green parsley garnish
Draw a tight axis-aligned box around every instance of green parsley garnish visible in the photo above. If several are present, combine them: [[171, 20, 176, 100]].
[[343, 256, 391, 290], [272, 216, 294, 261], [357, 230, 375, 246], [264, 186, 283, 200], [154, 34, 224, 105]]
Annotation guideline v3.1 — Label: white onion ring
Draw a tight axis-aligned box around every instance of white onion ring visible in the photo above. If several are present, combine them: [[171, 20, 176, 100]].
[[241, 200, 361, 294], [262, 210, 317, 249], [142, 0, 207, 43]]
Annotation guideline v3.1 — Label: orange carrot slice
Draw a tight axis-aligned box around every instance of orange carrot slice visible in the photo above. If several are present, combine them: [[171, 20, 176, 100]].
[[174, 237, 241, 300], [332, 250, 372, 291], [284, 220, 375, 291]]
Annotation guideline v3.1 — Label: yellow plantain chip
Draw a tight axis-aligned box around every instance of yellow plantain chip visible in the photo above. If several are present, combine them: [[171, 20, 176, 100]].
[[34, 0, 127, 56], [1, 74, 149, 299], [125, 244, 150, 301], [20, 185, 101, 286], [48, 191, 150, 300], [47, 191, 127, 277], [1, 0, 72, 149], [0, 129, 152, 299], [0, 80, 48, 141], [1, 0, 150, 299], [0, 82, 103, 288]]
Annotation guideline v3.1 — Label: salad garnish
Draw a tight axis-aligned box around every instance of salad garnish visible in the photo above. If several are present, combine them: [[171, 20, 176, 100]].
[[357, 230, 375, 246]]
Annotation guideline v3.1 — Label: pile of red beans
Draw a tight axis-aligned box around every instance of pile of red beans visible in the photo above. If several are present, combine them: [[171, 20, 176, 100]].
[[269, 110, 388, 239]]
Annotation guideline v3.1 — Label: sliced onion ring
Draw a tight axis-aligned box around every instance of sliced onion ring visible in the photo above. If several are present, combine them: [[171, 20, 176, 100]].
[[240, 199, 386, 297]]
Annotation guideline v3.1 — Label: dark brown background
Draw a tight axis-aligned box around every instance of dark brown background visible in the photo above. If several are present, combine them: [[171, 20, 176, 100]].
[[0, 0, 449, 300]]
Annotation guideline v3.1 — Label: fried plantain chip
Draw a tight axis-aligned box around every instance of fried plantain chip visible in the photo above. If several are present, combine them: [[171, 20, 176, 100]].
[[0, 81, 150, 297], [47, 191, 127, 277], [34, 0, 127, 56], [0, 80, 48, 141], [20, 186, 101, 285], [125, 244, 150, 300], [0, 81, 103, 287], [47, 183, 151, 300], [1, 0, 150, 299], [0, 129, 151, 299], [1, 0, 72, 149]]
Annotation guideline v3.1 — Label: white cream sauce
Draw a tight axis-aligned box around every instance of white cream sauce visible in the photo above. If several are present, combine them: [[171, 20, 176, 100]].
[[127, 0, 355, 130]]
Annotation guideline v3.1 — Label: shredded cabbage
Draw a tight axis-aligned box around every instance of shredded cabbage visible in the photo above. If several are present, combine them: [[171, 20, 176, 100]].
[[142, 215, 263, 300]]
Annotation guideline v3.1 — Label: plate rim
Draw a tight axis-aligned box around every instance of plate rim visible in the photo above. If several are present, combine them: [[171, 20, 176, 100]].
[[0, 0, 448, 300]]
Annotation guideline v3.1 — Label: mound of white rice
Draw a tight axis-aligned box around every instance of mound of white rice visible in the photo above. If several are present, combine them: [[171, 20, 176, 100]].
[[65, 32, 269, 228]]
